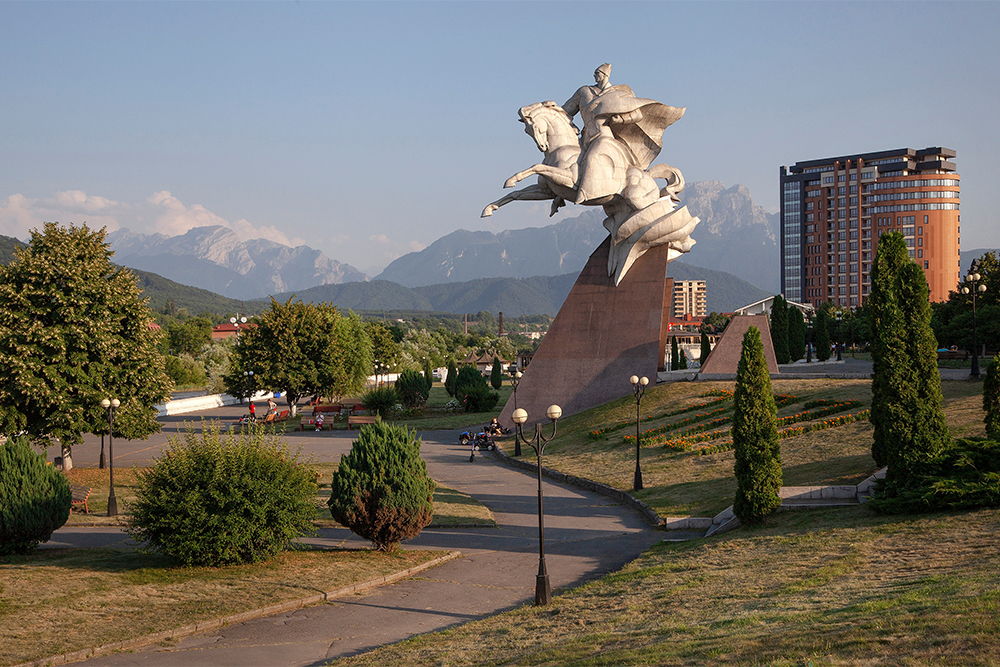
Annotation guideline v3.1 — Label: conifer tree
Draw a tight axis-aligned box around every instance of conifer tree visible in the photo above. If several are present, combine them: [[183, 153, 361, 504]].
[[770, 295, 790, 365], [677, 346, 688, 369], [422, 356, 434, 392], [732, 326, 782, 524], [0, 223, 172, 469], [700, 330, 712, 366], [985, 353, 1000, 441], [444, 359, 459, 397], [788, 307, 806, 362], [670, 337, 679, 370], [814, 308, 832, 361], [869, 232, 949, 485], [490, 356, 503, 390]]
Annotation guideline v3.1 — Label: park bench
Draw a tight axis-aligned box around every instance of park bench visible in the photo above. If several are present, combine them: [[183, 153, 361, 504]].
[[70, 484, 91, 514], [937, 350, 969, 361], [347, 415, 381, 430]]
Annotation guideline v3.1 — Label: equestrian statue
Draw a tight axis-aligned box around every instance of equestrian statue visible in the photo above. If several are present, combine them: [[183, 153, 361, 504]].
[[482, 64, 699, 285]]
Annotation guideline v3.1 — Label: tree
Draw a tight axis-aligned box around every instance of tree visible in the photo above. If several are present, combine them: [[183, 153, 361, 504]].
[[814, 308, 831, 361], [328, 422, 435, 552], [677, 346, 688, 369], [770, 295, 790, 365], [869, 232, 949, 487], [787, 307, 805, 362], [422, 356, 434, 392], [670, 337, 679, 370], [167, 317, 212, 355], [490, 356, 503, 390], [985, 353, 1000, 441], [327, 312, 373, 400], [444, 359, 459, 397], [1, 436, 71, 555], [0, 223, 172, 469], [395, 369, 429, 409], [700, 330, 712, 366], [226, 298, 359, 414], [367, 322, 402, 374], [731, 326, 782, 525]]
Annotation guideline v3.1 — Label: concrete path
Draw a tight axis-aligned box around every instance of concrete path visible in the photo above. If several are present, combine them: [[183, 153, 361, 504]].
[[51, 419, 661, 666]]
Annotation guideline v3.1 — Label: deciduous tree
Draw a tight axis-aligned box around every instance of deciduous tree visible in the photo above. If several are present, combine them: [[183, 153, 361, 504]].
[[0, 223, 172, 469]]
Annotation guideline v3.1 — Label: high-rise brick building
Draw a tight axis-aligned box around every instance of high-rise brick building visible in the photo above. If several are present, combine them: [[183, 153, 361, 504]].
[[780, 147, 960, 308]]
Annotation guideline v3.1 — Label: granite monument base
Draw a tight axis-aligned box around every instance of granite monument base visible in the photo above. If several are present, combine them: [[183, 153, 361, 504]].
[[499, 237, 673, 428]]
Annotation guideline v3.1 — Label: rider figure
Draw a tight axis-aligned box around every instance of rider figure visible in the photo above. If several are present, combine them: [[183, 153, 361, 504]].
[[562, 63, 613, 147]]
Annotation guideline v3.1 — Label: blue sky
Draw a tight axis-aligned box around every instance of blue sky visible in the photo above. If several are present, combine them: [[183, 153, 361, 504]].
[[2, 1, 998, 275]]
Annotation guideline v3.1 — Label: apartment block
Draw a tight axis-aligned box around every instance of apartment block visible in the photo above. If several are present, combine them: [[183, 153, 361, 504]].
[[780, 147, 960, 307], [672, 280, 707, 319]]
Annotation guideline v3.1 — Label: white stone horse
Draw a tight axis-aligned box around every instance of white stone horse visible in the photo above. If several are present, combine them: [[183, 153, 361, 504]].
[[482, 101, 686, 219]]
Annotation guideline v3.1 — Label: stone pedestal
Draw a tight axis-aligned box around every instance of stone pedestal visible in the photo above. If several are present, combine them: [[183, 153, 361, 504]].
[[499, 237, 673, 428]]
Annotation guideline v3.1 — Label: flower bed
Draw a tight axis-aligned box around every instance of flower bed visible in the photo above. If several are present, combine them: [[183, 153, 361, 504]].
[[694, 409, 870, 456]]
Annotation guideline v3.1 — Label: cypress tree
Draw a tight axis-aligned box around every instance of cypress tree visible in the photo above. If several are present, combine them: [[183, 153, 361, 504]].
[[444, 359, 458, 397], [732, 326, 782, 524], [422, 357, 434, 392], [814, 308, 831, 361], [700, 330, 712, 366], [678, 346, 688, 369], [869, 232, 949, 486], [490, 356, 503, 391], [985, 353, 1000, 441], [770, 295, 790, 365], [788, 307, 806, 362], [670, 337, 679, 370]]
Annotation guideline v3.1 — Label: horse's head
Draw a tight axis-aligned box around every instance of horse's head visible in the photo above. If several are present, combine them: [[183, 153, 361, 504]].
[[518, 102, 578, 154]]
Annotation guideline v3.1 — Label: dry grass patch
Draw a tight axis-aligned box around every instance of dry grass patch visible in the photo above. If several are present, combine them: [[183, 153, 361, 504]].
[[0, 547, 446, 667], [330, 507, 1000, 667]]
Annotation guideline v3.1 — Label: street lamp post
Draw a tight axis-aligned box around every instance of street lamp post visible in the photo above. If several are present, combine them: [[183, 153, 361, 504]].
[[230, 314, 248, 338], [835, 311, 843, 361], [629, 375, 649, 491], [509, 369, 523, 456], [962, 262, 988, 379], [511, 404, 562, 606], [99, 398, 121, 517], [805, 310, 813, 364], [243, 370, 255, 402]]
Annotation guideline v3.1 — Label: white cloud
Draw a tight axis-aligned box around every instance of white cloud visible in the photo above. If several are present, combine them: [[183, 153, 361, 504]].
[[0, 191, 123, 240], [0, 189, 305, 248]]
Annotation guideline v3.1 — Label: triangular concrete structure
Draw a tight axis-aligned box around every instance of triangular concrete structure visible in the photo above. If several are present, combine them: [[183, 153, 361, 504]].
[[698, 314, 779, 375], [498, 237, 673, 428]]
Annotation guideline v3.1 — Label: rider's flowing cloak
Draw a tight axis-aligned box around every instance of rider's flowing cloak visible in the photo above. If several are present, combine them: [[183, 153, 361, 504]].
[[583, 85, 685, 170]]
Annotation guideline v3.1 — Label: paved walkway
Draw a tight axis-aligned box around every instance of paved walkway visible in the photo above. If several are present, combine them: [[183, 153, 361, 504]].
[[50, 414, 661, 666]]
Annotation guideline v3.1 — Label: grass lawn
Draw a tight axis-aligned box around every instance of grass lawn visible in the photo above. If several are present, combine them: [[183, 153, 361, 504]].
[[493, 378, 985, 518], [330, 505, 1000, 667], [0, 547, 448, 667]]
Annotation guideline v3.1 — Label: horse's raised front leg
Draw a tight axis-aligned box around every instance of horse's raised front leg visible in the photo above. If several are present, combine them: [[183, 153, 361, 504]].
[[504, 164, 576, 190], [482, 184, 554, 218]]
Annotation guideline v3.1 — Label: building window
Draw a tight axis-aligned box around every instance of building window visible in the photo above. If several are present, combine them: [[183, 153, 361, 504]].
[[918, 249, 923, 258], [924, 261, 929, 269]]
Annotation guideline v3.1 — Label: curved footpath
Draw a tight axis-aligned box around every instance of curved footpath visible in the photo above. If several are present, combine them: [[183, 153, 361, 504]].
[[44, 422, 661, 667]]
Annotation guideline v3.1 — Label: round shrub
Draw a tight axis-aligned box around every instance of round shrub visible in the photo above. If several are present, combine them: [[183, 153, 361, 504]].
[[125, 424, 317, 566], [328, 421, 434, 552], [984, 353, 1000, 440], [395, 369, 429, 409], [0, 437, 71, 555], [362, 385, 401, 417]]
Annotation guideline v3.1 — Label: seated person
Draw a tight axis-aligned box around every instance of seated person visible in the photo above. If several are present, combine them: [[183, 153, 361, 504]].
[[314, 412, 325, 431]]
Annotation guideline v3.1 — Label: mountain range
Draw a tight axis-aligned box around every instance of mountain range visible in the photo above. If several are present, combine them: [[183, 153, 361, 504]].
[[107, 226, 367, 300], [376, 180, 780, 292], [271, 260, 768, 316]]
